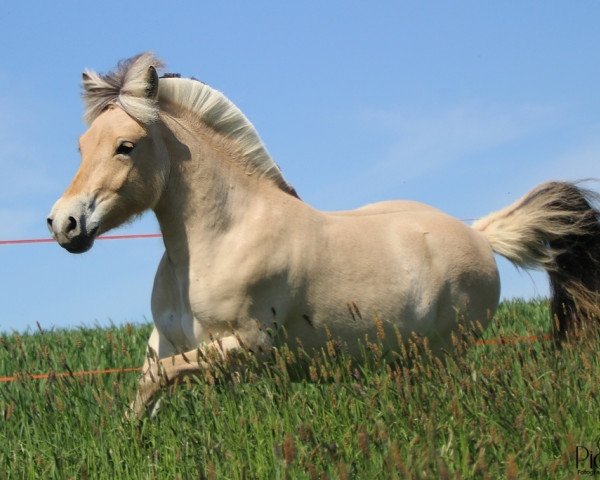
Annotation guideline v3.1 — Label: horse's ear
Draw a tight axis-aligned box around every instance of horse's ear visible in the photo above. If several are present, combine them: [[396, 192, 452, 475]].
[[146, 66, 159, 99], [81, 71, 93, 91]]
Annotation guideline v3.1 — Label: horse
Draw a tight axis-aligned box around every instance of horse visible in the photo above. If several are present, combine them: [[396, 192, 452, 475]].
[[47, 53, 600, 417]]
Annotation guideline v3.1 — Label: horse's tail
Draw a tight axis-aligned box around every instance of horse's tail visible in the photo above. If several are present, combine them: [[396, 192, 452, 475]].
[[472, 181, 600, 339]]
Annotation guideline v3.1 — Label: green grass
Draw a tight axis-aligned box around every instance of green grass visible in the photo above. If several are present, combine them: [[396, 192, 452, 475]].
[[1, 299, 599, 479]]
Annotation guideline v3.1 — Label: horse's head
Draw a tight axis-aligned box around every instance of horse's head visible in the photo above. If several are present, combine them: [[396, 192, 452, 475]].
[[48, 55, 169, 253]]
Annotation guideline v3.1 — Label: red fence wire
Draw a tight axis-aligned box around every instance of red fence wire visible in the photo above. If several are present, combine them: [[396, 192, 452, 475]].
[[0, 220, 476, 246], [474, 333, 553, 346], [0, 233, 162, 246], [0, 333, 554, 383], [0, 367, 140, 383], [1, 216, 479, 246]]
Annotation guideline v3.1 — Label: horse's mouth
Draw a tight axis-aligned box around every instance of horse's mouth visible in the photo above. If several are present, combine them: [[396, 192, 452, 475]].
[[64, 239, 95, 254], [61, 226, 98, 254], [63, 235, 95, 254]]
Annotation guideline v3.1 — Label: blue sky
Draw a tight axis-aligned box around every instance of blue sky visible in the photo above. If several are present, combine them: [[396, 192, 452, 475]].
[[1, 2, 599, 332]]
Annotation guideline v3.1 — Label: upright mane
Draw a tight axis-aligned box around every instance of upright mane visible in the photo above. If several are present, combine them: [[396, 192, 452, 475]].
[[81, 52, 298, 197]]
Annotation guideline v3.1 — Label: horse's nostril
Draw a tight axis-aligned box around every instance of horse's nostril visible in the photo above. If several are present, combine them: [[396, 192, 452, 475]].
[[67, 216, 77, 232], [47, 218, 53, 227]]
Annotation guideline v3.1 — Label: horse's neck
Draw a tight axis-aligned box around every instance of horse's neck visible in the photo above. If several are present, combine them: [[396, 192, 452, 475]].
[[153, 114, 279, 268]]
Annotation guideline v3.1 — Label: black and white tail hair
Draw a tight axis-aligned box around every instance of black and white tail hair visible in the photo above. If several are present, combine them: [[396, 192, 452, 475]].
[[473, 181, 600, 339]]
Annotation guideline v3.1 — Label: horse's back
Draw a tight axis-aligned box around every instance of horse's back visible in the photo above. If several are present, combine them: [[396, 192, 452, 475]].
[[328, 199, 439, 217]]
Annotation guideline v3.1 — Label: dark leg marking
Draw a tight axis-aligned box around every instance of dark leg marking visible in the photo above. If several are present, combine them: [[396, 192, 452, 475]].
[[271, 307, 277, 316], [302, 314, 314, 327], [347, 302, 362, 321]]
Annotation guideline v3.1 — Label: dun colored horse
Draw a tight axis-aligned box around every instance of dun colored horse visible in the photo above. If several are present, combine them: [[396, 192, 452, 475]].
[[48, 53, 600, 416]]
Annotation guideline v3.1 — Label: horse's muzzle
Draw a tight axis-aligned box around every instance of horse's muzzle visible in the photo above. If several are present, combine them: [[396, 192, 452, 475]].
[[62, 232, 96, 254], [47, 213, 98, 254]]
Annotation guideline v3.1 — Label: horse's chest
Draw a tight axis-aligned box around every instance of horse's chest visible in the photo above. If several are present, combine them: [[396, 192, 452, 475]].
[[153, 300, 199, 350], [151, 259, 205, 349], [152, 263, 248, 348]]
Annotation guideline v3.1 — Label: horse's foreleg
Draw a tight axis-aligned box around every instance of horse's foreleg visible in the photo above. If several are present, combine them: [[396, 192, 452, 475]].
[[130, 334, 253, 418], [129, 349, 208, 418]]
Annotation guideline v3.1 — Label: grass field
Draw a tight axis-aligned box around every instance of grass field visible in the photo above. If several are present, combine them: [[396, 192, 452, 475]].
[[1, 299, 600, 479]]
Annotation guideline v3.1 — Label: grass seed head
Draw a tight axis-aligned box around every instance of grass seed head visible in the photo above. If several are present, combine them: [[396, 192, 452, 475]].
[[4, 403, 14, 421], [298, 423, 314, 444], [307, 362, 319, 382], [337, 460, 349, 480], [282, 434, 296, 465], [506, 454, 518, 480], [206, 460, 217, 480], [374, 313, 385, 342], [358, 428, 369, 457], [306, 463, 319, 480], [437, 458, 450, 480]]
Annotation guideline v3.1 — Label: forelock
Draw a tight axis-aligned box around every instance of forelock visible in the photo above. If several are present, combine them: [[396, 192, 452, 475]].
[[81, 52, 165, 125]]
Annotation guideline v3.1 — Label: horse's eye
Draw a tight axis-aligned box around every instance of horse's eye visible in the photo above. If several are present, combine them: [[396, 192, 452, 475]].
[[116, 141, 135, 156]]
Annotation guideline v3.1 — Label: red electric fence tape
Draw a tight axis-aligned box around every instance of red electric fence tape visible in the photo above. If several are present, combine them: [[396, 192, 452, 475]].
[[0, 219, 477, 246], [0, 333, 553, 383], [474, 333, 553, 346], [0, 233, 162, 245], [0, 367, 140, 383]]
